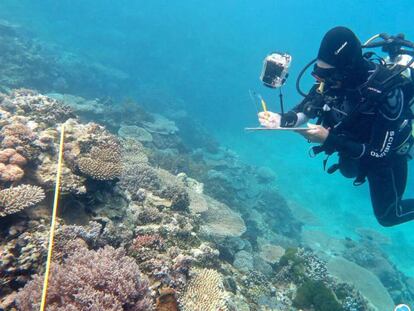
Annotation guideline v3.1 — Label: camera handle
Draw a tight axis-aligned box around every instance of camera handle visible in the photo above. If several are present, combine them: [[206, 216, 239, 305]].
[[279, 87, 285, 116]]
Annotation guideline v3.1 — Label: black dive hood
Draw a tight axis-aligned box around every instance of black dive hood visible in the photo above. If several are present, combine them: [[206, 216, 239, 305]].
[[296, 29, 414, 97]]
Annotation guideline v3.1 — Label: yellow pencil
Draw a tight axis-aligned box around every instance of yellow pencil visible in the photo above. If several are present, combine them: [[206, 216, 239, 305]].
[[259, 95, 267, 112]]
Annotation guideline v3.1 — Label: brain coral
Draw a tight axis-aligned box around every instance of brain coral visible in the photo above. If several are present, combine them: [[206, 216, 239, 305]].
[[77, 142, 122, 180], [0, 184, 45, 217], [180, 268, 228, 311]]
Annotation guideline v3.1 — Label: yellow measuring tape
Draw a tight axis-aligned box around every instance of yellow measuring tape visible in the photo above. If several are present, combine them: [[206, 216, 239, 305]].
[[40, 124, 65, 311]]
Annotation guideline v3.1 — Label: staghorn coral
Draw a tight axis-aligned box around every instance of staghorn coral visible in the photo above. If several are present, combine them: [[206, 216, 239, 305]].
[[15, 246, 153, 311], [180, 268, 228, 311], [0, 185, 45, 217], [77, 142, 122, 180]]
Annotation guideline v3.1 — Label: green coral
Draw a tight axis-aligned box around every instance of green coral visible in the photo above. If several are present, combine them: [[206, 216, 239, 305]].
[[279, 248, 302, 265], [278, 247, 306, 281], [293, 280, 343, 311]]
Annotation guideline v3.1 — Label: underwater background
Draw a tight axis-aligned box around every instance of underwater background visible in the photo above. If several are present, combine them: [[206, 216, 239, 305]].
[[1, 0, 414, 310]]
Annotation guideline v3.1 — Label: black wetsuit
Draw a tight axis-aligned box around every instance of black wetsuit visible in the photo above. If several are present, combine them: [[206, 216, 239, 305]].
[[287, 62, 414, 227]]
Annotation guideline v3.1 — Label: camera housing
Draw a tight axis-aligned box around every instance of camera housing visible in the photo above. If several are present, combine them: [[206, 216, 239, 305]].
[[260, 52, 292, 88]]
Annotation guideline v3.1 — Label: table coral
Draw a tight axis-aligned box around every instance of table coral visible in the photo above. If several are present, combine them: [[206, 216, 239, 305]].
[[0, 185, 45, 217], [200, 196, 246, 238], [77, 142, 122, 181], [118, 125, 153, 142]]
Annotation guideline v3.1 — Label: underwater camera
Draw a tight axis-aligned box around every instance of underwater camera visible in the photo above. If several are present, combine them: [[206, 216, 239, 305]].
[[260, 52, 292, 88]]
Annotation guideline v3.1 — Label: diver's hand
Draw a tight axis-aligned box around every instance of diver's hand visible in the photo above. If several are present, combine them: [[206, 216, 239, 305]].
[[299, 123, 330, 143], [258, 111, 281, 128]]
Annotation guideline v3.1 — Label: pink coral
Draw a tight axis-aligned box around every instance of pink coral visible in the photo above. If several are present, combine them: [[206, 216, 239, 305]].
[[1, 123, 36, 149], [15, 246, 153, 311], [8, 153, 27, 166], [0, 148, 16, 162], [131, 234, 164, 251], [0, 164, 24, 182]]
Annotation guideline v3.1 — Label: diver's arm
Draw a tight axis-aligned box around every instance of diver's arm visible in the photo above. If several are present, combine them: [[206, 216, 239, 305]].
[[280, 111, 309, 127], [280, 85, 320, 127], [323, 89, 404, 159], [323, 119, 399, 159]]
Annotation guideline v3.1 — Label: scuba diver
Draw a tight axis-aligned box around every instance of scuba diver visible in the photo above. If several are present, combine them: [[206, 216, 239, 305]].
[[258, 26, 414, 227]]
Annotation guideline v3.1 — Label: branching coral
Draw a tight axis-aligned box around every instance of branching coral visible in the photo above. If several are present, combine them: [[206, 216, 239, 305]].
[[130, 234, 165, 251], [0, 185, 45, 217], [77, 142, 122, 180], [15, 246, 153, 311], [180, 268, 228, 311], [119, 163, 161, 199], [9, 89, 75, 125], [0, 224, 49, 295]]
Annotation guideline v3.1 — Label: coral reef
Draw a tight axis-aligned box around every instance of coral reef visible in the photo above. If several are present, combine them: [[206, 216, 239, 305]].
[[1, 16, 413, 311], [180, 268, 229, 311], [0, 21, 128, 98], [0, 86, 412, 311], [15, 246, 153, 311], [142, 113, 179, 135], [293, 279, 342, 311], [0, 221, 49, 296], [77, 143, 122, 180], [0, 185, 45, 217]]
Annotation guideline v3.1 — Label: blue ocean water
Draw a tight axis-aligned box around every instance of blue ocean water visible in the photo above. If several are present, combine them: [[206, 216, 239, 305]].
[[1, 0, 414, 303]]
